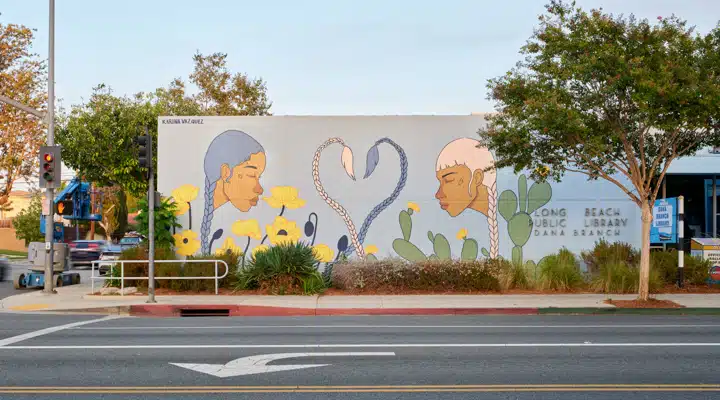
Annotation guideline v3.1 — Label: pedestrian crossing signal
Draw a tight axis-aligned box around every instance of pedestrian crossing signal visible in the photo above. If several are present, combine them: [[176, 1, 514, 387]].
[[55, 200, 73, 216]]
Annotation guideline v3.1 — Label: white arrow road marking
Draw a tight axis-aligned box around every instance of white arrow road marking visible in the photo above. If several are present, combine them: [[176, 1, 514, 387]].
[[170, 352, 396, 378]]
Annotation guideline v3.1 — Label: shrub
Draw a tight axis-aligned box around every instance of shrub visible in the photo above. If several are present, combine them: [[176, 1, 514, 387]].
[[538, 249, 586, 291], [236, 242, 325, 295], [581, 239, 639, 275], [331, 258, 501, 292], [495, 259, 534, 291], [651, 250, 712, 286], [108, 244, 177, 288], [590, 262, 662, 294]]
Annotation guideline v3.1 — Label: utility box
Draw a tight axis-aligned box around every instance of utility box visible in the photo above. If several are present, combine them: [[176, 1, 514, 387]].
[[690, 238, 720, 285], [27, 242, 69, 272]]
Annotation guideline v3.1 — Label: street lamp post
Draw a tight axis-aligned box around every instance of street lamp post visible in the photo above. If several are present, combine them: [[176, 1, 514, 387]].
[[0, 0, 56, 294]]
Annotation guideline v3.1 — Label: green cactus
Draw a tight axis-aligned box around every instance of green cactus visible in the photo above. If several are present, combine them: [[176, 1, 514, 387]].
[[499, 174, 553, 266], [433, 234, 451, 260], [399, 210, 412, 241], [392, 239, 427, 262], [461, 238, 479, 261]]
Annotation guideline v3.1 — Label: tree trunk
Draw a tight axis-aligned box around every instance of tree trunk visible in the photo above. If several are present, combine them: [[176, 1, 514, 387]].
[[638, 202, 653, 301]]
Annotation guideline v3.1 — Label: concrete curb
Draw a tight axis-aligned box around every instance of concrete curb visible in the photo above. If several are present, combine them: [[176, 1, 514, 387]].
[[539, 307, 720, 315], [128, 304, 541, 317]]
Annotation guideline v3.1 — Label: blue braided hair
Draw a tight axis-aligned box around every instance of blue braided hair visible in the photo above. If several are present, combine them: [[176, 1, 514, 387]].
[[344, 138, 408, 257], [200, 130, 264, 254]]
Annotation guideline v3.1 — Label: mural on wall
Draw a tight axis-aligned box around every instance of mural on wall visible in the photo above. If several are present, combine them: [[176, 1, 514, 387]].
[[158, 116, 641, 266], [312, 137, 409, 261], [393, 138, 503, 262]]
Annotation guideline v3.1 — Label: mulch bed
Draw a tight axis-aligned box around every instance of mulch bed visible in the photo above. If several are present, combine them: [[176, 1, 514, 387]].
[[605, 299, 684, 308]]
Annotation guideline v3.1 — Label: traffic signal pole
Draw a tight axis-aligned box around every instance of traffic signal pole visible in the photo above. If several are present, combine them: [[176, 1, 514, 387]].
[[43, 0, 56, 294], [146, 127, 156, 303], [0, 0, 57, 293]]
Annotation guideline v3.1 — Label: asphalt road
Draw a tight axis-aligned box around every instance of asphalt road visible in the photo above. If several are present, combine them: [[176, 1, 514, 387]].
[[0, 314, 719, 399]]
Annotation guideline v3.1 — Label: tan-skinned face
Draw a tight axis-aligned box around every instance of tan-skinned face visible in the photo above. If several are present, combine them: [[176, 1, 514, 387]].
[[214, 152, 266, 211], [435, 164, 489, 217]]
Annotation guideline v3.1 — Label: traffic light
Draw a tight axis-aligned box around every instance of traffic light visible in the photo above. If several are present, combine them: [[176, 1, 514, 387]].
[[55, 200, 73, 216], [135, 134, 152, 177], [39, 146, 62, 189]]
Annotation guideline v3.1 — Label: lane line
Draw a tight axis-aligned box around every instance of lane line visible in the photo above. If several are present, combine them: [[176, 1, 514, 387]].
[[1, 384, 719, 394], [3, 384, 720, 389], [3, 342, 720, 350], [70, 324, 720, 330], [0, 316, 122, 347]]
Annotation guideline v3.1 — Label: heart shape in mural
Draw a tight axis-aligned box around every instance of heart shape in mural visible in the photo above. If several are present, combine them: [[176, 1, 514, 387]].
[[311, 137, 408, 259]]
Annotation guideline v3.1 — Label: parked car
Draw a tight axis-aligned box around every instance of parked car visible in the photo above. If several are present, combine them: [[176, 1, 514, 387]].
[[0, 256, 8, 282], [97, 244, 123, 274], [69, 240, 108, 267], [119, 236, 142, 250]]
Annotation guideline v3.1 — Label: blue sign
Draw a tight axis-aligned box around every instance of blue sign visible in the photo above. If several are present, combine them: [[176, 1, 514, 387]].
[[650, 198, 678, 243]]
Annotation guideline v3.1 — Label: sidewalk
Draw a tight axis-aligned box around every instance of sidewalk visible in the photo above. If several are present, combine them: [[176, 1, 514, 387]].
[[2, 282, 720, 316]]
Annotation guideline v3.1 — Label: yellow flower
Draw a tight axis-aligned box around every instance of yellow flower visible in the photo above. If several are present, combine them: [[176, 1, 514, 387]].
[[263, 186, 306, 209], [312, 244, 335, 262], [407, 202, 420, 212], [171, 184, 199, 216], [173, 230, 200, 256], [251, 244, 270, 257], [215, 237, 244, 256], [364, 245, 379, 255], [456, 228, 468, 240], [265, 216, 302, 245], [232, 219, 262, 240]]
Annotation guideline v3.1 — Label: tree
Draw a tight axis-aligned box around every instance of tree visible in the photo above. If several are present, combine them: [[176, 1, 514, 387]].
[[189, 51, 272, 116], [135, 197, 180, 248], [57, 51, 273, 198], [478, 1, 720, 300], [56, 85, 154, 196], [96, 186, 128, 241], [0, 19, 47, 210], [11, 191, 43, 246]]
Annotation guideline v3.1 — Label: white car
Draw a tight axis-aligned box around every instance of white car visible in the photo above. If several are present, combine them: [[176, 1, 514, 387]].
[[96, 244, 123, 275]]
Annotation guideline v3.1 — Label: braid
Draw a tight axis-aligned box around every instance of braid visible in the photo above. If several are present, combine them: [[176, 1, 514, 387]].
[[200, 176, 217, 254], [312, 138, 364, 258], [345, 138, 408, 257], [487, 181, 499, 259]]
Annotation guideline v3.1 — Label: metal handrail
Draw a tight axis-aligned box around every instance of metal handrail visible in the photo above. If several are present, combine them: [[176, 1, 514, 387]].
[[91, 259, 230, 295]]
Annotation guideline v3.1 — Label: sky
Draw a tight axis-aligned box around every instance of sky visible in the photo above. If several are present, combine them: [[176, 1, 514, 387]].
[[2, 0, 720, 116]]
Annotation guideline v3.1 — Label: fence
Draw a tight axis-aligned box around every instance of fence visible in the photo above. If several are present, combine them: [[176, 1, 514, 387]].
[[90, 259, 230, 295]]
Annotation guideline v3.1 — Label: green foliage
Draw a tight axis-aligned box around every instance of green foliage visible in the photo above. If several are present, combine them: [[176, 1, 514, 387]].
[[538, 248, 586, 291], [11, 191, 43, 246], [331, 258, 501, 292], [651, 250, 712, 286], [498, 174, 552, 266], [479, 0, 720, 190], [236, 242, 324, 295], [135, 197, 181, 248], [58, 52, 272, 197], [496, 258, 533, 290], [581, 239, 639, 275], [591, 262, 662, 294], [108, 244, 178, 288], [56, 85, 156, 196], [107, 247, 238, 292]]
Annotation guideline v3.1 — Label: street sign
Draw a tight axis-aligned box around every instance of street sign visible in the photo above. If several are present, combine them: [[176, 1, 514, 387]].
[[170, 352, 395, 377], [651, 197, 678, 243]]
